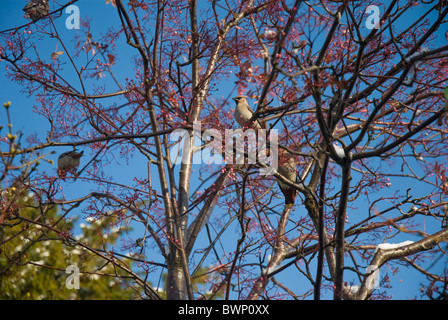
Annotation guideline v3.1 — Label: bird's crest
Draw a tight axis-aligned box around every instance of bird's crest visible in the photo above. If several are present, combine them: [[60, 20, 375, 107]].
[[232, 95, 249, 102]]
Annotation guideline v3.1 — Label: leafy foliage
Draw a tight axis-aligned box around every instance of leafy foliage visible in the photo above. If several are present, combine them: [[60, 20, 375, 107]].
[[0, 186, 138, 299]]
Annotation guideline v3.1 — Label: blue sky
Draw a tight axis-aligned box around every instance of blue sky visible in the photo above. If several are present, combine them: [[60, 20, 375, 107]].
[[1, 0, 447, 300]]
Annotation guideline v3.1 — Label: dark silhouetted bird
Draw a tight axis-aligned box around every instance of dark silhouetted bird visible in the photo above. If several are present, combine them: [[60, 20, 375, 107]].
[[276, 150, 297, 206], [23, 0, 49, 22]]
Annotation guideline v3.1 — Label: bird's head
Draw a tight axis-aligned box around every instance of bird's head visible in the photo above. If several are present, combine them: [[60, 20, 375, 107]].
[[71, 150, 84, 159], [59, 150, 84, 160], [232, 95, 248, 104]]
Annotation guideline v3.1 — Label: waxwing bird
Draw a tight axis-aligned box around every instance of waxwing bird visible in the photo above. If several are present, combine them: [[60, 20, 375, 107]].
[[233, 96, 265, 130], [57, 150, 84, 179], [23, 0, 49, 21], [233, 95, 270, 158], [276, 150, 297, 206]]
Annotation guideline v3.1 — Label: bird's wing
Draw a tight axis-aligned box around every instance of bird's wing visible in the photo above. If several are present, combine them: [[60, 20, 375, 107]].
[[247, 105, 256, 114]]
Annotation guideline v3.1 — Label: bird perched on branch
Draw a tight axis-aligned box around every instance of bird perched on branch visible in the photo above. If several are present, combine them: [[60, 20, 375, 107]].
[[233, 95, 270, 159], [276, 150, 298, 206], [23, 0, 49, 21], [233, 96, 265, 130], [57, 150, 84, 179], [233, 96, 295, 204]]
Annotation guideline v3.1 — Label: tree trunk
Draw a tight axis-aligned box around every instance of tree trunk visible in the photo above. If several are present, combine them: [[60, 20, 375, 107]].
[[166, 256, 188, 300]]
